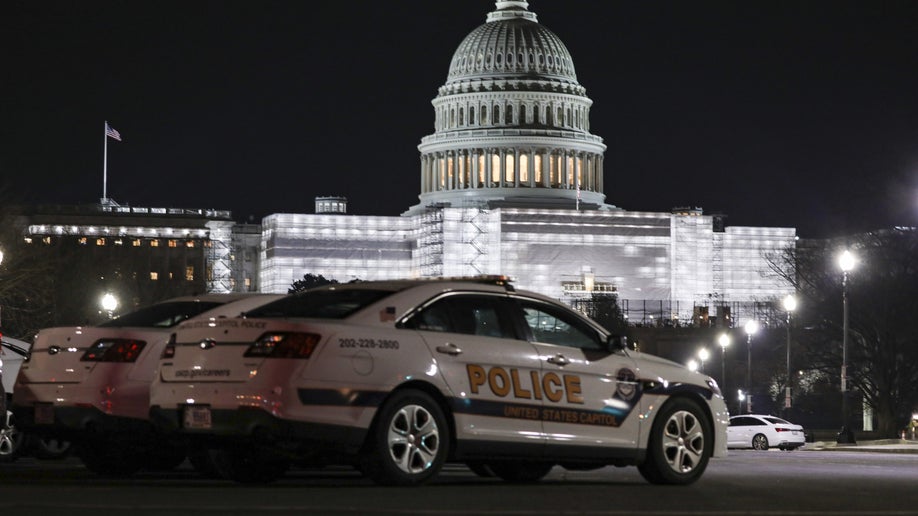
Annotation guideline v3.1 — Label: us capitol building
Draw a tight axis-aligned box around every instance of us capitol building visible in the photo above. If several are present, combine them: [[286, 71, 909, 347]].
[[19, 1, 795, 328], [257, 1, 795, 325]]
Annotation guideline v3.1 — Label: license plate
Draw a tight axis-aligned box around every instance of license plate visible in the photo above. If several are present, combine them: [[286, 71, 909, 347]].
[[183, 405, 212, 429], [34, 403, 54, 425]]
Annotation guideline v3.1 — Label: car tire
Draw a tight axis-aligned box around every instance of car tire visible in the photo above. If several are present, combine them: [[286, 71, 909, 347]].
[[188, 448, 224, 478], [0, 411, 27, 463], [637, 397, 712, 485], [488, 461, 554, 483], [76, 444, 146, 476], [31, 437, 72, 460], [752, 433, 769, 451], [142, 442, 188, 471], [360, 389, 449, 486], [210, 448, 290, 484]]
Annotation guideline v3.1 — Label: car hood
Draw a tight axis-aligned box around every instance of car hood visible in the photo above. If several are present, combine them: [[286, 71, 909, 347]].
[[628, 350, 715, 389]]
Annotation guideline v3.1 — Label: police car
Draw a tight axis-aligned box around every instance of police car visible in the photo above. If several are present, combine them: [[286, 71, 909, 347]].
[[12, 293, 284, 475], [149, 277, 729, 485]]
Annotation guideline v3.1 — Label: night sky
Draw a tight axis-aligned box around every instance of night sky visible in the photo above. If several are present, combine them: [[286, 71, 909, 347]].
[[4, 0, 918, 238]]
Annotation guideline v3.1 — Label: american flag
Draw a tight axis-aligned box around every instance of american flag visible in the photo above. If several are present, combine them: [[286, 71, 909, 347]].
[[105, 122, 121, 141]]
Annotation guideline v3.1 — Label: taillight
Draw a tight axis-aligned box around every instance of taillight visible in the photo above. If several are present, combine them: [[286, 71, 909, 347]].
[[775, 427, 790, 432], [81, 339, 146, 362], [160, 333, 177, 359], [244, 333, 321, 358]]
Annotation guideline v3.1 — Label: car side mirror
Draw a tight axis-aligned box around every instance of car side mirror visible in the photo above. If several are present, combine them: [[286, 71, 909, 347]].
[[607, 334, 628, 351]]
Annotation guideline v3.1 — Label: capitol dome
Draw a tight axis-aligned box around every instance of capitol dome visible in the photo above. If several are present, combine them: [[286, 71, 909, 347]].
[[444, 1, 581, 92], [412, 0, 609, 214]]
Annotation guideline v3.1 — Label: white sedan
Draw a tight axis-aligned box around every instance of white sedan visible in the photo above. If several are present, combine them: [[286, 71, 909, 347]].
[[149, 276, 729, 485], [727, 414, 806, 450], [12, 293, 283, 475]]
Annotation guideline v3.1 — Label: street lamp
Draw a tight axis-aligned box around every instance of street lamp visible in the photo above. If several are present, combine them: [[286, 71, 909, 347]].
[[782, 294, 797, 412], [837, 249, 856, 444], [698, 347, 710, 374], [718, 333, 731, 404], [100, 292, 118, 320], [687, 359, 699, 372], [744, 320, 759, 414]]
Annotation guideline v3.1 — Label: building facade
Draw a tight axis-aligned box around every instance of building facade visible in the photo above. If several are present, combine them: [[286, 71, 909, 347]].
[[258, 1, 797, 326]]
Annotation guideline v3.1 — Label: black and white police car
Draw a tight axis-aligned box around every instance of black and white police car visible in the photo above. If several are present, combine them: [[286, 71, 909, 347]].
[[149, 276, 728, 485]]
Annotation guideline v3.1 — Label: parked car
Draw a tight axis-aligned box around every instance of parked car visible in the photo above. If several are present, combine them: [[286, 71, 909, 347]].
[[149, 276, 729, 485], [727, 414, 806, 451], [11, 293, 284, 475], [1, 336, 71, 462]]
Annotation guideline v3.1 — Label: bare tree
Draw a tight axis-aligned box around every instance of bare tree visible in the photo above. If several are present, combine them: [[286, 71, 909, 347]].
[[769, 229, 918, 437]]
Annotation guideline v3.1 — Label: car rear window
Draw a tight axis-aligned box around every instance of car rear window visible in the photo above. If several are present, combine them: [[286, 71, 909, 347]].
[[100, 301, 225, 328], [244, 289, 394, 319]]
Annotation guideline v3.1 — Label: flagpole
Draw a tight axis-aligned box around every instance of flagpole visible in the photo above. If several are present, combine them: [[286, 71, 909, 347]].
[[102, 121, 109, 204]]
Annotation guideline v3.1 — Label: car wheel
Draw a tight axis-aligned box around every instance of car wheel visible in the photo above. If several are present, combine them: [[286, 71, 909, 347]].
[[752, 433, 769, 451], [638, 397, 712, 485], [360, 389, 449, 486], [142, 442, 188, 471], [0, 412, 27, 463], [76, 444, 146, 476], [210, 448, 290, 484], [488, 461, 554, 483], [188, 448, 223, 478], [31, 437, 72, 460]]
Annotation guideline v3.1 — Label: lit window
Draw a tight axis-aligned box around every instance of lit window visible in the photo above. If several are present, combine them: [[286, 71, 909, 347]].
[[96, 238, 105, 246], [114, 238, 123, 246], [185, 240, 195, 248], [185, 266, 194, 281], [168, 240, 178, 248], [78, 237, 88, 245], [150, 240, 160, 247], [150, 272, 159, 280], [133, 239, 141, 247], [43, 236, 51, 244], [244, 277, 252, 288], [23, 237, 33, 244]]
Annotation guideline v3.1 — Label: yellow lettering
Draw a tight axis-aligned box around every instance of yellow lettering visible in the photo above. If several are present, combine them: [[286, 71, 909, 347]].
[[542, 372, 563, 402], [511, 369, 532, 399], [530, 370, 542, 399], [564, 375, 583, 404], [467, 364, 486, 394], [489, 366, 510, 397]]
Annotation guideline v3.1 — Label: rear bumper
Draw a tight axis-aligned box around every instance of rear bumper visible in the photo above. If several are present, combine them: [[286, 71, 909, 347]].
[[149, 405, 367, 456], [11, 403, 152, 440]]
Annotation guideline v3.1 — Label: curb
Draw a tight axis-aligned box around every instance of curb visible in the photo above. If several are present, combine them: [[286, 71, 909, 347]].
[[804, 440, 918, 454]]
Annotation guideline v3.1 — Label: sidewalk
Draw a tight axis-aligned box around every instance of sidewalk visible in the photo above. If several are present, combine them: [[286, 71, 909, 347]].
[[804, 439, 918, 454]]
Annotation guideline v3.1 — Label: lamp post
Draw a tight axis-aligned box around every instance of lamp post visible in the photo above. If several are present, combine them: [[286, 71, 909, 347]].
[[698, 347, 710, 374], [837, 250, 856, 444], [744, 320, 759, 414], [718, 333, 731, 405], [100, 292, 118, 320], [782, 294, 797, 412]]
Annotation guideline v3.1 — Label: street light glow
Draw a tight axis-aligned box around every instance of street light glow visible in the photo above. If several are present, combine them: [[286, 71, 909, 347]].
[[839, 249, 856, 272], [783, 294, 797, 313], [101, 292, 118, 312], [744, 319, 759, 336]]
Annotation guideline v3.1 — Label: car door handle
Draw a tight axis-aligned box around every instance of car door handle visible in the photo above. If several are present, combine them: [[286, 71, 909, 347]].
[[435, 343, 463, 356], [546, 354, 570, 366]]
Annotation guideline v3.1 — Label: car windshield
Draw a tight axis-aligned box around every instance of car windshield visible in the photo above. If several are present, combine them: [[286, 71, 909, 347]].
[[99, 301, 225, 328], [244, 289, 394, 319]]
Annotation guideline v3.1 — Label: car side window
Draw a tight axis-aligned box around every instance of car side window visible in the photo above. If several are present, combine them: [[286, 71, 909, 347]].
[[517, 299, 603, 350], [406, 294, 519, 339]]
